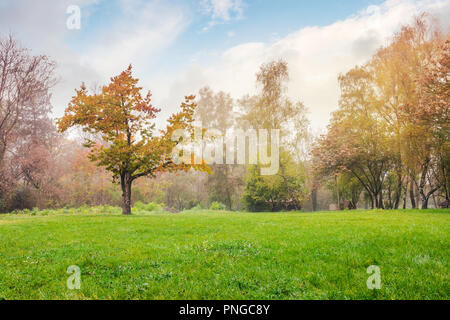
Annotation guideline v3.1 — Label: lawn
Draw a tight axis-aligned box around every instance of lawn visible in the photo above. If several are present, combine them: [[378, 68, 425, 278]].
[[0, 209, 448, 300]]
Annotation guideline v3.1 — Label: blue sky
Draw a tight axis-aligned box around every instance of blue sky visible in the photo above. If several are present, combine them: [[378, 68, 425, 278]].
[[67, 0, 386, 72], [0, 0, 448, 130]]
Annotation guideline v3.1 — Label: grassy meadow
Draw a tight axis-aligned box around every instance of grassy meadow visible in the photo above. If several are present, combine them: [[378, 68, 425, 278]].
[[0, 208, 448, 300]]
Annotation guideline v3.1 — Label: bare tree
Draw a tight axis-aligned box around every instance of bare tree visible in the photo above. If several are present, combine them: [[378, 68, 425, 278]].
[[0, 34, 56, 165], [0, 34, 56, 209]]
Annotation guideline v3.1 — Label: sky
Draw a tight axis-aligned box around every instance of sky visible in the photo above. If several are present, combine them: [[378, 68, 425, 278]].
[[0, 0, 449, 131]]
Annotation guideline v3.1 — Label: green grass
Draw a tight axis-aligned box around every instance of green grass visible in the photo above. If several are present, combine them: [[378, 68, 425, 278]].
[[0, 208, 448, 300]]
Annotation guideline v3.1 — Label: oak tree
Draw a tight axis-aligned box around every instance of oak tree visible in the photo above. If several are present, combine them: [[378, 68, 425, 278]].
[[58, 65, 206, 214]]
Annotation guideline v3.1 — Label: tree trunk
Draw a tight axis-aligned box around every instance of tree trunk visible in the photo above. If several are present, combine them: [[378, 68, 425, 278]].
[[378, 191, 384, 209], [410, 180, 416, 208], [432, 193, 437, 209], [0, 144, 6, 167], [422, 196, 429, 209], [418, 161, 428, 210], [121, 172, 132, 215], [335, 175, 341, 210], [414, 181, 421, 208], [387, 184, 392, 209], [421, 187, 440, 210], [312, 188, 318, 212], [402, 182, 407, 209], [369, 192, 374, 209], [417, 158, 440, 210], [393, 175, 402, 209]]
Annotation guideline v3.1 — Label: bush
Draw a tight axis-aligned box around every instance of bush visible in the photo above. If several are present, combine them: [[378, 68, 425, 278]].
[[96, 205, 121, 214], [182, 204, 204, 213], [10, 186, 36, 211], [132, 201, 164, 213], [6, 205, 124, 216], [31, 207, 40, 216], [209, 201, 226, 211], [191, 204, 203, 210]]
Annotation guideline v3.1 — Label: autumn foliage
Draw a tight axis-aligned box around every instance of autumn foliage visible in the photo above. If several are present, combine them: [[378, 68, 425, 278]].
[[0, 13, 448, 214], [313, 15, 449, 209], [57, 65, 207, 214]]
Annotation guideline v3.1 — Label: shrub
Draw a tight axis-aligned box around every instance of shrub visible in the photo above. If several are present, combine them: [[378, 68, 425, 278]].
[[191, 204, 203, 211], [10, 186, 37, 211], [133, 201, 164, 213], [182, 204, 204, 213], [209, 201, 226, 211], [96, 205, 121, 214]]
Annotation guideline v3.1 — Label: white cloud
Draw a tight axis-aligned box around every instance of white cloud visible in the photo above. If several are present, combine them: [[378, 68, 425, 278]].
[[0, 0, 189, 118], [0, 0, 103, 116], [201, 0, 245, 29], [1, 0, 449, 132], [164, 0, 450, 131], [82, 0, 189, 78]]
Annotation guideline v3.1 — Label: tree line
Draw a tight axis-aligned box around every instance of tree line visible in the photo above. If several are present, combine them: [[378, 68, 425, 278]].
[[0, 14, 448, 213], [313, 14, 449, 210]]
